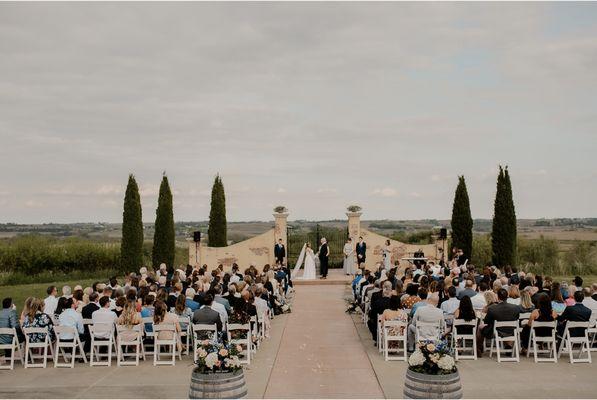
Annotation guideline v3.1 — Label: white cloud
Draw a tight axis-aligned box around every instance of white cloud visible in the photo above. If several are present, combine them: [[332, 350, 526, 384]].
[[277, 187, 287, 193], [371, 187, 399, 197], [96, 185, 122, 196]]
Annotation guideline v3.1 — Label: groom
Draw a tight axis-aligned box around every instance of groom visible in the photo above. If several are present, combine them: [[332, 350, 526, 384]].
[[274, 238, 286, 266], [318, 238, 329, 279]]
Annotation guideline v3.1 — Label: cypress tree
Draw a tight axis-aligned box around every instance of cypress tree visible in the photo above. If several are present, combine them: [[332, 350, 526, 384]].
[[152, 173, 175, 270], [451, 176, 473, 262], [121, 174, 144, 272], [208, 174, 227, 247], [492, 166, 517, 267]]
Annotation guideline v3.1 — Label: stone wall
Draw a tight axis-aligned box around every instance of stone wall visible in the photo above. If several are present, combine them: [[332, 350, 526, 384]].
[[359, 228, 440, 271]]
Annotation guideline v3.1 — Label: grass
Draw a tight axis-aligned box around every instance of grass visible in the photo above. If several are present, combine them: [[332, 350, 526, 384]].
[[0, 278, 101, 314]]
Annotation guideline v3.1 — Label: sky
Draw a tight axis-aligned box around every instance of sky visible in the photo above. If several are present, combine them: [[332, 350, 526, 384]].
[[0, 2, 596, 223]]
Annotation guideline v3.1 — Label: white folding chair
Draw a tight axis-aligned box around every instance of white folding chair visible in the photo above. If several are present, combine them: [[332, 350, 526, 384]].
[[489, 321, 519, 362], [377, 314, 384, 353], [249, 316, 259, 353], [383, 320, 408, 361], [53, 326, 86, 368], [452, 319, 477, 360], [178, 316, 191, 357], [153, 324, 177, 366], [89, 323, 115, 367], [518, 312, 531, 335], [141, 316, 155, 356], [24, 327, 54, 368], [227, 323, 251, 365], [116, 324, 144, 366], [558, 321, 592, 364], [0, 328, 24, 370], [528, 321, 557, 363], [192, 323, 218, 362], [588, 312, 597, 351]]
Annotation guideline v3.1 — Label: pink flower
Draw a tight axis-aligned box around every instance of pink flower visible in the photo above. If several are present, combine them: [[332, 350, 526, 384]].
[[219, 349, 229, 357], [236, 345, 243, 353]]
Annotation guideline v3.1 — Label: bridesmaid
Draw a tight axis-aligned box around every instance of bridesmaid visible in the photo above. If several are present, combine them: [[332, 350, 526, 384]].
[[383, 239, 392, 270], [343, 238, 356, 275]]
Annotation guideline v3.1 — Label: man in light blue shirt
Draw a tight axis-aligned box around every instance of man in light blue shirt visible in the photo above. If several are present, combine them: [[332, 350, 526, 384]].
[[57, 298, 84, 341]]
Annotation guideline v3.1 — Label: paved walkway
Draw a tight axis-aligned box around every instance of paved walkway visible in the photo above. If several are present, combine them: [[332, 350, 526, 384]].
[[264, 284, 384, 398]]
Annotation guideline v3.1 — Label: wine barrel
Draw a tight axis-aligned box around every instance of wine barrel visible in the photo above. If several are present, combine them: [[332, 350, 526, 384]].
[[403, 369, 462, 399], [189, 369, 248, 399]]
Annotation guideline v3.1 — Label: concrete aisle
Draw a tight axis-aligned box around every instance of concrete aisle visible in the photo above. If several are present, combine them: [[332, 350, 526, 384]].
[[263, 285, 384, 399]]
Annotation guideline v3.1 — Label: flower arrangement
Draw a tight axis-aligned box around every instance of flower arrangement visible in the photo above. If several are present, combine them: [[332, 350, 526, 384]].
[[408, 340, 456, 375], [273, 205, 288, 213], [347, 205, 362, 213], [194, 340, 243, 374]]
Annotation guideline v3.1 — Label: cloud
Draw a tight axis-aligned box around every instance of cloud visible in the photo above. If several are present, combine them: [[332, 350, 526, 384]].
[[371, 187, 399, 198], [96, 185, 122, 196], [277, 188, 287, 193], [24, 200, 44, 208]]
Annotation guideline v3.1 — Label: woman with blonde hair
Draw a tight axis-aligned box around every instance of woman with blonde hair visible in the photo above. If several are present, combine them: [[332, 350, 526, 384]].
[[153, 300, 181, 351], [22, 298, 55, 343], [483, 291, 498, 314], [507, 285, 521, 306], [519, 289, 535, 313], [20, 297, 34, 325], [117, 300, 142, 341]]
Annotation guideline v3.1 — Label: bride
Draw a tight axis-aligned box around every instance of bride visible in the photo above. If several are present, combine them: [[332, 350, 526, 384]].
[[291, 242, 317, 280]]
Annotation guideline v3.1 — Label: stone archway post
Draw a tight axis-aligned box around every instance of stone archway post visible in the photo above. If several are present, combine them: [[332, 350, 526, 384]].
[[346, 211, 362, 244], [273, 211, 289, 264]]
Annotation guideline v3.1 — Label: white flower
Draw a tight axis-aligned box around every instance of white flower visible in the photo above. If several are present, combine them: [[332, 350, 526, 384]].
[[205, 352, 219, 369], [408, 350, 425, 367], [197, 349, 208, 358], [429, 353, 440, 364], [437, 355, 455, 371]]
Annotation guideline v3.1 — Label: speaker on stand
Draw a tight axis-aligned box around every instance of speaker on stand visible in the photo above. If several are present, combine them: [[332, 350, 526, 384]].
[[439, 228, 447, 266], [193, 231, 201, 266]]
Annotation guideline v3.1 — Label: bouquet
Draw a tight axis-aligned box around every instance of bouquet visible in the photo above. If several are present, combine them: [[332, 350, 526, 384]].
[[194, 340, 244, 374], [408, 340, 456, 375]]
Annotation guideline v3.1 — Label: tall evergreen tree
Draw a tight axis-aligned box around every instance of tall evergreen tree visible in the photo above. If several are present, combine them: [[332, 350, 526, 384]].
[[121, 174, 144, 271], [152, 173, 175, 270], [492, 166, 517, 267], [208, 174, 227, 247], [451, 176, 473, 262]]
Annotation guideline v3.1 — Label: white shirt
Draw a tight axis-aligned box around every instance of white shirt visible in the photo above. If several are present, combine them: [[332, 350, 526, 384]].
[[470, 292, 487, 310], [582, 297, 597, 315], [254, 297, 269, 319], [58, 308, 84, 340], [210, 301, 228, 325], [440, 298, 460, 317], [91, 307, 117, 339], [412, 303, 445, 340], [230, 274, 241, 284], [507, 298, 521, 306], [43, 295, 58, 316]]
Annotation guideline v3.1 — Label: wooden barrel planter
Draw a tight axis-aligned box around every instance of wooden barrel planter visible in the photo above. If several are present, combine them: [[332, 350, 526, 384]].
[[403, 369, 463, 399], [189, 368, 248, 399]]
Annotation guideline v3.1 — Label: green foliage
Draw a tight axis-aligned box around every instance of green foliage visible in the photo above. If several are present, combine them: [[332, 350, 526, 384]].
[[491, 166, 517, 267], [450, 176, 473, 261], [471, 234, 492, 267], [152, 174, 175, 270], [208, 174, 227, 247], [564, 241, 597, 276], [0, 235, 121, 276], [390, 230, 434, 245], [517, 236, 560, 273], [120, 174, 144, 271]]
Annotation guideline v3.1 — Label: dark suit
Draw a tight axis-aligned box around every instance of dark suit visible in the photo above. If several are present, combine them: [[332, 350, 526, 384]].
[[558, 303, 592, 337], [457, 288, 477, 300], [274, 243, 285, 265], [319, 243, 329, 277], [356, 242, 367, 266], [192, 306, 223, 335], [81, 303, 99, 352], [368, 294, 391, 340], [482, 301, 520, 338]]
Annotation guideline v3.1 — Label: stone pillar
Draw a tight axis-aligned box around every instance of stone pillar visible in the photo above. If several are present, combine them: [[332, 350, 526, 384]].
[[187, 237, 200, 268], [346, 212, 362, 243], [273, 212, 289, 246]]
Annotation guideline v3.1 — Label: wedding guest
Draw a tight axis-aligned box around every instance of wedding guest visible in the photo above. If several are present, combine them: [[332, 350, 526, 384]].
[[43, 286, 58, 317], [453, 295, 476, 335], [91, 296, 117, 339], [192, 293, 223, 332], [368, 281, 392, 343], [57, 298, 84, 341], [0, 298, 21, 353], [22, 298, 55, 343], [520, 294, 557, 355]]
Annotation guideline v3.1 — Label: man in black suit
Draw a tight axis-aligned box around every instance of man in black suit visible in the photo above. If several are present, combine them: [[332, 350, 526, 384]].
[[81, 292, 100, 353], [356, 237, 367, 267], [192, 293, 223, 337], [557, 290, 592, 338], [477, 288, 520, 356], [318, 238, 329, 279], [368, 281, 393, 342], [274, 239, 286, 266]]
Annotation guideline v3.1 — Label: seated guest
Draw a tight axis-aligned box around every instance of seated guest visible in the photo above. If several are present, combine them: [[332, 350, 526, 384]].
[[153, 300, 181, 350], [116, 301, 142, 342], [477, 288, 520, 357], [91, 296, 117, 339], [167, 282, 183, 310], [192, 293, 223, 333], [368, 281, 392, 343], [582, 287, 597, 314], [61, 285, 72, 299], [564, 285, 577, 307], [557, 290, 592, 338], [213, 284, 231, 314], [507, 285, 521, 306], [550, 283, 566, 314], [471, 282, 489, 310], [225, 284, 240, 309], [453, 295, 476, 335], [57, 298, 84, 341], [519, 289, 535, 313], [43, 286, 58, 317], [0, 298, 22, 354], [457, 280, 476, 300], [381, 296, 408, 325], [401, 284, 421, 310], [520, 294, 557, 355], [440, 286, 460, 322], [408, 294, 444, 351], [22, 298, 55, 343], [184, 288, 200, 311], [409, 287, 429, 318], [172, 294, 193, 331]]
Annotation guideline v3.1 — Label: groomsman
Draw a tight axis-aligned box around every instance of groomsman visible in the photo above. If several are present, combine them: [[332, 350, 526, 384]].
[[274, 238, 286, 265], [356, 236, 367, 267], [318, 238, 330, 279]]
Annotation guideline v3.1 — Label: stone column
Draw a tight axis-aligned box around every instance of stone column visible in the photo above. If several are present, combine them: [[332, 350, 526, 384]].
[[187, 237, 200, 268], [273, 212, 289, 244], [346, 212, 362, 242]]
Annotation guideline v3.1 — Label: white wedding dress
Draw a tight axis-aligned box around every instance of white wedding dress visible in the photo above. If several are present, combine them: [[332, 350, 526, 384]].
[[292, 244, 317, 280]]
